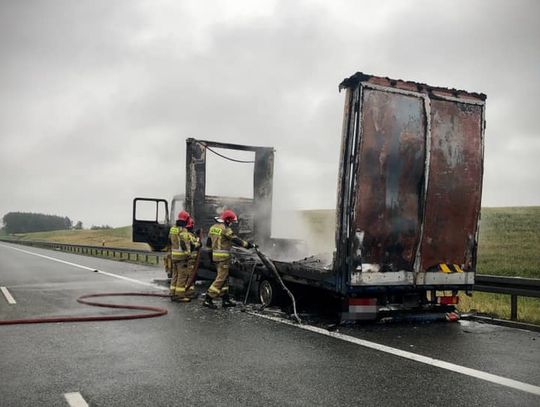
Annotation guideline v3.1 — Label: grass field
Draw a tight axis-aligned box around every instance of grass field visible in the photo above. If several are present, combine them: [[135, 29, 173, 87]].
[[10, 226, 148, 250], [475, 206, 540, 278], [6, 206, 540, 323]]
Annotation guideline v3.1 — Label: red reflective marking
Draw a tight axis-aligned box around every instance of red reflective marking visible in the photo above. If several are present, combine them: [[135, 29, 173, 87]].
[[349, 298, 377, 306]]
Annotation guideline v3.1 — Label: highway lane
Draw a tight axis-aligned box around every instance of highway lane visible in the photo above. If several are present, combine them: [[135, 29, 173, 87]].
[[1, 242, 539, 406]]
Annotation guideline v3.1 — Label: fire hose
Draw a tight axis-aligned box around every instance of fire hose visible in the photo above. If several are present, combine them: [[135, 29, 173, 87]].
[[255, 248, 302, 324], [0, 292, 169, 326]]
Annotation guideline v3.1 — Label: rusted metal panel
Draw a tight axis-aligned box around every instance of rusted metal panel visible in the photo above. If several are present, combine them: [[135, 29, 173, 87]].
[[354, 88, 426, 271], [419, 99, 484, 271], [338, 72, 486, 288]]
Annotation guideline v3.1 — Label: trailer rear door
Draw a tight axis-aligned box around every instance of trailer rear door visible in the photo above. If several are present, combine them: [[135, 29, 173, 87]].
[[336, 74, 485, 292]]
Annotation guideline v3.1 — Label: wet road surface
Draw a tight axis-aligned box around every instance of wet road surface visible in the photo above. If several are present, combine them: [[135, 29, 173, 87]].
[[1, 242, 539, 406]]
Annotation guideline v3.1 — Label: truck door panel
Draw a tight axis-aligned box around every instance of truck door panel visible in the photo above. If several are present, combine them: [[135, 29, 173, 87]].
[[132, 198, 170, 251], [419, 99, 483, 271], [354, 88, 426, 271]]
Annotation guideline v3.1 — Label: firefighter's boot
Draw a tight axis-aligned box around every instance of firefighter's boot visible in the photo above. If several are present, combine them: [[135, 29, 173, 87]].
[[203, 296, 217, 309], [222, 294, 236, 308]]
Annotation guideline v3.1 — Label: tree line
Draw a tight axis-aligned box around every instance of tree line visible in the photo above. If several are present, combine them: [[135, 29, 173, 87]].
[[1, 212, 72, 234]]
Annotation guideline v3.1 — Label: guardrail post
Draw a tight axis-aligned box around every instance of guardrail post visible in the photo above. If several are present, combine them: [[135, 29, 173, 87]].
[[510, 295, 518, 321]]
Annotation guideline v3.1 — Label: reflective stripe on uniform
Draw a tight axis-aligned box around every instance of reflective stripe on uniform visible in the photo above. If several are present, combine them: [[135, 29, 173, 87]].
[[213, 250, 230, 258], [172, 250, 189, 260], [208, 285, 221, 294]]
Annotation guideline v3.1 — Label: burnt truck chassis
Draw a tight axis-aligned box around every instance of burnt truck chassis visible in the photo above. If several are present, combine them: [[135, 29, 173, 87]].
[[195, 246, 467, 319]]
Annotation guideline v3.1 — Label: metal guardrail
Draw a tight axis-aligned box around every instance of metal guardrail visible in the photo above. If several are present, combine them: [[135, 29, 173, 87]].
[[2, 238, 539, 323], [475, 275, 540, 321], [0, 238, 165, 265]]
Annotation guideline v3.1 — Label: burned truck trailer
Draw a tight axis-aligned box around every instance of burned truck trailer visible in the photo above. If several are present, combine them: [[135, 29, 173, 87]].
[[332, 73, 486, 318], [133, 72, 486, 320]]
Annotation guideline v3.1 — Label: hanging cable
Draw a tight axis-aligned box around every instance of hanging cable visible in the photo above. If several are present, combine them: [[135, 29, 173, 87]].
[[196, 141, 255, 164]]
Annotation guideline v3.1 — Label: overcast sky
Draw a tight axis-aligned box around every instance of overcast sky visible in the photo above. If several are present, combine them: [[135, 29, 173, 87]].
[[1, 0, 539, 228]]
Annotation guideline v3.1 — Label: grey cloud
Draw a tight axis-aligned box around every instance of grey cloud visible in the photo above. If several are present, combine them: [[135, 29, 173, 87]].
[[1, 0, 539, 228]]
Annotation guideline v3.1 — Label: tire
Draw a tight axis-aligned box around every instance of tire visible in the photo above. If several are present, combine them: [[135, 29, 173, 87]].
[[258, 278, 284, 307]]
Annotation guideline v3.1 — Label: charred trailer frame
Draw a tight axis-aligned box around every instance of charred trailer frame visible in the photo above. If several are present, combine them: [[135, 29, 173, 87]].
[[184, 138, 275, 246], [334, 73, 486, 317]]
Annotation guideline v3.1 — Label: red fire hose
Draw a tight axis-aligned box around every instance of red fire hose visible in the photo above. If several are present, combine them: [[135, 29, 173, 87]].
[[0, 292, 170, 326]]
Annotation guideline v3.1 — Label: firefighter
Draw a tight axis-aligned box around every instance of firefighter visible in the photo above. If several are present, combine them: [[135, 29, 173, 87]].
[[203, 209, 256, 309], [169, 210, 191, 302], [184, 217, 201, 299]]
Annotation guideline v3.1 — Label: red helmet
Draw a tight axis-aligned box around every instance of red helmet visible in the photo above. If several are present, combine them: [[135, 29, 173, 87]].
[[186, 217, 194, 229], [177, 210, 191, 222], [220, 209, 238, 224]]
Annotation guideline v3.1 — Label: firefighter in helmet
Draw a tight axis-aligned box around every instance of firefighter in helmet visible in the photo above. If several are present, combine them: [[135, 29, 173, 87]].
[[203, 209, 256, 309], [184, 217, 201, 299], [169, 210, 193, 302]]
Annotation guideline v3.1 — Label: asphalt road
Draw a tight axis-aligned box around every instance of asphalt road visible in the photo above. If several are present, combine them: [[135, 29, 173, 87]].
[[1, 242, 539, 406]]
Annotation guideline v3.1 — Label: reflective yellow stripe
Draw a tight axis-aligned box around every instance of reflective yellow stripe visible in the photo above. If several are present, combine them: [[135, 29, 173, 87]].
[[453, 264, 463, 273], [175, 287, 186, 293], [172, 250, 189, 260], [440, 264, 452, 273], [208, 285, 221, 294], [169, 226, 179, 234]]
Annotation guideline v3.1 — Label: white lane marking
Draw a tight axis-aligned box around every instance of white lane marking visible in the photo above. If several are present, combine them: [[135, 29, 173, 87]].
[[250, 312, 540, 396], [0, 243, 163, 289], [1, 286, 16, 304], [64, 392, 89, 407]]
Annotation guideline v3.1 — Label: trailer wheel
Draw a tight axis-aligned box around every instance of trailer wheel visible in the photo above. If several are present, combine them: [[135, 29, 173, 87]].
[[259, 278, 282, 307]]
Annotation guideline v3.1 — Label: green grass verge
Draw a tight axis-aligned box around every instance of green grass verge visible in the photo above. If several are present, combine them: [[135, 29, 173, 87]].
[[11, 226, 149, 250], [476, 207, 540, 278], [458, 292, 540, 325]]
